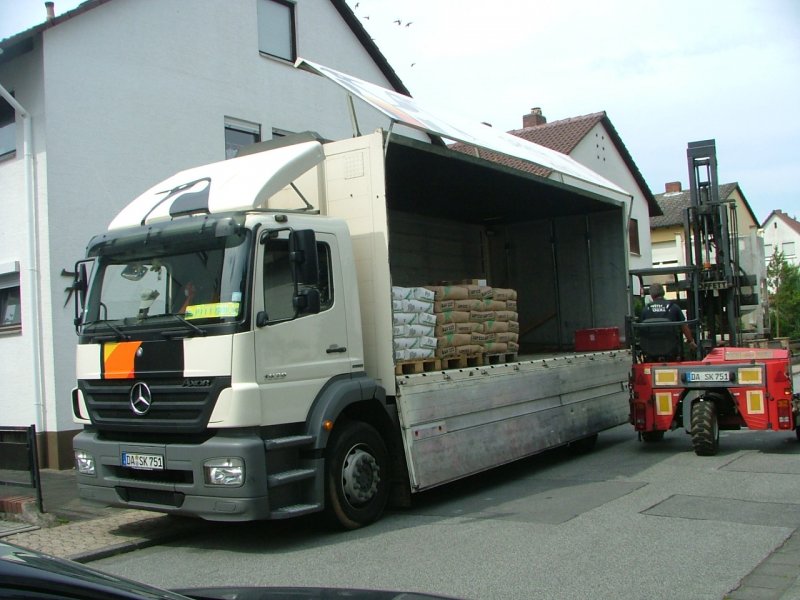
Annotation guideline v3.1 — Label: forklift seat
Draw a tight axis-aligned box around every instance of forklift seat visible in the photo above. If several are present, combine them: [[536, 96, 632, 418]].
[[637, 317, 682, 362]]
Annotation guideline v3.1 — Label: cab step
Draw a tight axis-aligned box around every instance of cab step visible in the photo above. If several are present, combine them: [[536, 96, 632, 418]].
[[269, 503, 321, 519], [267, 468, 316, 487]]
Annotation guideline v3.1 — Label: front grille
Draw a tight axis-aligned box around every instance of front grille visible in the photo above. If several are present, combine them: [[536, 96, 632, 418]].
[[116, 486, 185, 507], [80, 377, 230, 433], [110, 466, 193, 484]]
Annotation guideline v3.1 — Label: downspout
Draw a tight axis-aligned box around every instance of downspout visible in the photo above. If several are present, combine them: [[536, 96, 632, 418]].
[[0, 84, 46, 439]]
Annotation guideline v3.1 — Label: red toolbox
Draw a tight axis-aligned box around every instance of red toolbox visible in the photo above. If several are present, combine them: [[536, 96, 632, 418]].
[[574, 327, 621, 351]]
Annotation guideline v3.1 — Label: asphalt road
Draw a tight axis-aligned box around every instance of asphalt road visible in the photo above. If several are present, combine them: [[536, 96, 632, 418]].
[[91, 421, 800, 600]]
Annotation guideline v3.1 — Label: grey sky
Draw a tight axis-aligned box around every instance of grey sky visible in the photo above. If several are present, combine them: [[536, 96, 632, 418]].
[[3, 0, 798, 222]]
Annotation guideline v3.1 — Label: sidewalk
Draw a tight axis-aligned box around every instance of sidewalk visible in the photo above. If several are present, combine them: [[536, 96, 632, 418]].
[[0, 469, 196, 563]]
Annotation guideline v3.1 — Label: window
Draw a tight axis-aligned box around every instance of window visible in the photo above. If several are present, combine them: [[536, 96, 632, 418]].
[[257, 0, 296, 62], [0, 95, 16, 159], [783, 241, 796, 258], [764, 244, 773, 257], [628, 218, 640, 255], [0, 263, 21, 330], [225, 117, 261, 159], [263, 238, 333, 323]]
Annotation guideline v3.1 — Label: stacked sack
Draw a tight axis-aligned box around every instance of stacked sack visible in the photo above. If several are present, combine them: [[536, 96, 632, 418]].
[[392, 286, 437, 362], [425, 284, 519, 359]]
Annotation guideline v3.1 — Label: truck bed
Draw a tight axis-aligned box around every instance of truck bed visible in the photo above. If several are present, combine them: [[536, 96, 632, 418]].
[[395, 349, 631, 491]]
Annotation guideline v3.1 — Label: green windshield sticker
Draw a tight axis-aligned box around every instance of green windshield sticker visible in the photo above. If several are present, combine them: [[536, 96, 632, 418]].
[[185, 302, 240, 320]]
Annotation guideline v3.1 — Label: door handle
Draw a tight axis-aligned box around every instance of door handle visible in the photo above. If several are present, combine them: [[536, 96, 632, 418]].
[[326, 346, 347, 354]]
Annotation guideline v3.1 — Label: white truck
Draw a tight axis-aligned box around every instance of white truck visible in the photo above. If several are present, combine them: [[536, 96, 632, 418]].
[[71, 62, 632, 529]]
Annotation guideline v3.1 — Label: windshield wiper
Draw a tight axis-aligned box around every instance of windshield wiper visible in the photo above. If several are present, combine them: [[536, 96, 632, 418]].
[[160, 313, 206, 338], [83, 320, 130, 341]]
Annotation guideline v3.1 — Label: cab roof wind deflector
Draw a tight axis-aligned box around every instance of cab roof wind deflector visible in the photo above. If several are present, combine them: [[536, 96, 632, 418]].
[[109, 141, 326, 230]]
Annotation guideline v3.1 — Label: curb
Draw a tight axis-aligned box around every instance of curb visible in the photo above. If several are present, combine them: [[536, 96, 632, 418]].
[[2, 510, 198, 563]]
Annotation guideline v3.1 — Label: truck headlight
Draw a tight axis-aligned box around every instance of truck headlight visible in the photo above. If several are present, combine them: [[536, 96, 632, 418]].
[[74, 450, 96, 476], [204, 457, 244, 486]]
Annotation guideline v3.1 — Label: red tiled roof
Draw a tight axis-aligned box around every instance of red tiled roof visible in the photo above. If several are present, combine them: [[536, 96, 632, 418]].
[[508, 112, 606, 155]]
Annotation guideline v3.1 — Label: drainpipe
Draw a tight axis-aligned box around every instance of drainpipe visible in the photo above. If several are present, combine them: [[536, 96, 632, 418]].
[[0, 84, 46, 441]]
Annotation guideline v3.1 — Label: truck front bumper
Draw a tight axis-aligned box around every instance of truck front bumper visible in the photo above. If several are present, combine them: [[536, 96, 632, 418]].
[[73, 430, 271, 521]]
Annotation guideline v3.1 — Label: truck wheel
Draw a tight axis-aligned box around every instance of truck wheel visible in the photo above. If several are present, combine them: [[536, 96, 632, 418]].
[[641, 430, 665, 443], [324, 421, 389, 530], [691, 401, 719, 456]]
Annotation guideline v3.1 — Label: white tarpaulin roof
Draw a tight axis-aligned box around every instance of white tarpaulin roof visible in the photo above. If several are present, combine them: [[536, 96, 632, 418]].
[[296, 58, 630, 202], [109, 141, 325, 230]]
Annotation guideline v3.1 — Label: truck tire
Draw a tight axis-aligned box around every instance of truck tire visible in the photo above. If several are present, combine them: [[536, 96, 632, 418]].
[[324, 421, 389, 530], [691, 401, 719, 456], [641, 430, 665, 443]]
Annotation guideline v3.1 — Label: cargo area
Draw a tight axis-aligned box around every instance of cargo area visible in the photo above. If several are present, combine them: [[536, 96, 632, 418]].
[[375, 135, 633, 490], [383, 135, 629, 355]]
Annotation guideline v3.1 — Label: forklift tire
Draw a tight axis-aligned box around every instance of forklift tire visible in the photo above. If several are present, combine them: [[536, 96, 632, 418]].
[[691, 401, 719, 456], [323, 421, 389, 530], [641, 431, 665, 443]]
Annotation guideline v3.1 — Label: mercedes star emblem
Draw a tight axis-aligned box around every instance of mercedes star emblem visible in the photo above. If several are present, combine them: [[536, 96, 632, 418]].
[[129, 382, 153, 416]]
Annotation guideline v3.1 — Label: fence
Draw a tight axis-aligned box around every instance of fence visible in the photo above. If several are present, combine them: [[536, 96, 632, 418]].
[[0, 425, 44, 513]]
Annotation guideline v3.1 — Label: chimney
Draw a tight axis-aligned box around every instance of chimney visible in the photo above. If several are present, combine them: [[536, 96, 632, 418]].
[[523, 107, 546, 128], [665, 181, 682, 193], [45, 2, 55, 21]]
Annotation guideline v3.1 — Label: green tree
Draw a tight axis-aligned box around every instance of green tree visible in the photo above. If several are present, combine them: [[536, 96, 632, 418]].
[[767, 251, 800, 339]]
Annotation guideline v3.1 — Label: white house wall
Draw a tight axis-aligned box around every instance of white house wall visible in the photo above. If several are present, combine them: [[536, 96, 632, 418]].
[[0, 41, 49, 432], [0, 0, 421, 464], [568, 123, 653, 272]]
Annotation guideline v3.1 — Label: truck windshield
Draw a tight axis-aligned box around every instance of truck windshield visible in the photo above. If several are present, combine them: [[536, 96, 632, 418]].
[[81, 218, 251, 338]]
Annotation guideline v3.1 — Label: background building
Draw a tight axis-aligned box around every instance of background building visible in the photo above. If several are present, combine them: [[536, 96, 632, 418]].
[[0, 0, 417, 468], [762, 209, 800, 268], [650, 181, 767, 334]]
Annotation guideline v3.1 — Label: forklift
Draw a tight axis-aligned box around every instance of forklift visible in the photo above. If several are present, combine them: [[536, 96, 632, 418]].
[[628, 140, 798, 455]]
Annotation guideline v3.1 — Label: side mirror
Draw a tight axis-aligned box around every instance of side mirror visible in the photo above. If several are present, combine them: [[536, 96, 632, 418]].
[[289, 229, 319, 285], [77, 263, 89, 307], [73, 261, 91, 331]]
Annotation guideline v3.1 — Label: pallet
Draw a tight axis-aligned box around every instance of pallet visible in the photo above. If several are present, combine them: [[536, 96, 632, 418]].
[[394, 352, 517, 375], [395, 358, 441, 375], [441, 354, 484, 369], [484, 352, 518, 365]]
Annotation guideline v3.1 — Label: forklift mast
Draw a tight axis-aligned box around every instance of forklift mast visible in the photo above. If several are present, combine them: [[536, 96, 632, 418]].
[[683, 139, 744, 349]]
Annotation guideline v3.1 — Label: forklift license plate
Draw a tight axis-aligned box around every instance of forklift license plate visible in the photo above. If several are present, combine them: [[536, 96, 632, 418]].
[[688, 371, 730, 383], [121, 452, 164, 470]]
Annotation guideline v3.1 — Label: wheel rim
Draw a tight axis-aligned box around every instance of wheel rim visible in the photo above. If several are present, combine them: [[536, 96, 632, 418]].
[[341, 444, 380, 508]]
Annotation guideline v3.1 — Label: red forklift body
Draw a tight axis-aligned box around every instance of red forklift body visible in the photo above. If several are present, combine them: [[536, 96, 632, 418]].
[[631, 347, 795, 435]]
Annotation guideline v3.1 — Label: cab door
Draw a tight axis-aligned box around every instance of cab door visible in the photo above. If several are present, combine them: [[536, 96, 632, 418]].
[[253, 230, 350, 425]]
